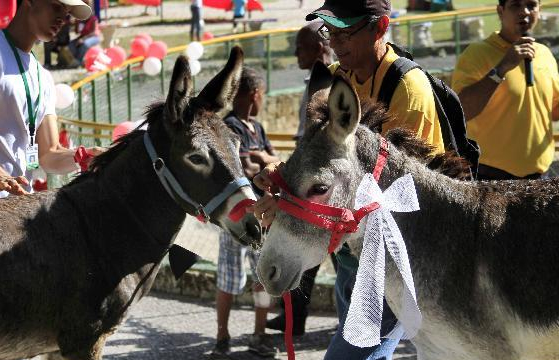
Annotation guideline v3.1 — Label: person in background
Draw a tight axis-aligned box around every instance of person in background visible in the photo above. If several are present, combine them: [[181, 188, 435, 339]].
[[0, 0, 103, 198], [232, 0, 247, 33], [68, 0, 100, 64], [43, 20, 73, 69], [190, 0, 203, 42], [265, 21, 336, 337], [452, 0, 559, 180], [210, 67, 280, 360]]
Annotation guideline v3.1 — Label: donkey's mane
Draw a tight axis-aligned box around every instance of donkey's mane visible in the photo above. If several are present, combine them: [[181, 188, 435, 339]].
[[306, 91, 471, 180], [65, 102, 165, 187]]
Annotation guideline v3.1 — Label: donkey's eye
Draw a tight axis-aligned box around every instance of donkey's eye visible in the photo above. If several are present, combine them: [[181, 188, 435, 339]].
[[188, 154, 207, 165], [308, 184, 329, 196]]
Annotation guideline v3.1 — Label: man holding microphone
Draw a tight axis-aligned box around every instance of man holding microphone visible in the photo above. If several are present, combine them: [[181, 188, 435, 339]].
[[452, 0, 559, 180]]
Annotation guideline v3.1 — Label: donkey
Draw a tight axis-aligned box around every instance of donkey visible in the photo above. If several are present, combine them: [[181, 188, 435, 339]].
[[257, 75, 559, 360], [0, 47, 261, 360]]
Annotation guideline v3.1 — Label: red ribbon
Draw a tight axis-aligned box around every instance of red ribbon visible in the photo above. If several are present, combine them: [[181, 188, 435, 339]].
[[73, 145, 94, 172]]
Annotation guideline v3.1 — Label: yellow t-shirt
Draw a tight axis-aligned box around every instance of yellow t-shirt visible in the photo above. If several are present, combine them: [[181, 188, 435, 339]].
[[329, 44, 444, 153], [452, 32, 559, 177]]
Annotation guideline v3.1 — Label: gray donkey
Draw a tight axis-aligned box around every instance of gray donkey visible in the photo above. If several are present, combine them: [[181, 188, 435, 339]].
[[0, 47, 261, 360], [257, 75, 559, 360]]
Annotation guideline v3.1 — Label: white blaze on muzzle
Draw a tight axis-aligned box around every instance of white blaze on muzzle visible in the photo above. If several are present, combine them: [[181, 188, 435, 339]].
[[343, 173, 422, 348]]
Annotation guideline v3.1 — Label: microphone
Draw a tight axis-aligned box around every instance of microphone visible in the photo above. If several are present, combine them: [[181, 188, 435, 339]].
[[0, 0, 17, 29], [523, 31, 534, 87]]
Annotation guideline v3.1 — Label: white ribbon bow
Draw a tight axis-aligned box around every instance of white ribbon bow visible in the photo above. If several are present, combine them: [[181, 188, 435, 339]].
[[342, 173, 422, 348]]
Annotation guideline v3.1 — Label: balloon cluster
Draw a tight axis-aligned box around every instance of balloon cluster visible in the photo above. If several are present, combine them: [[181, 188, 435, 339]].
[[84, 45, 126, 72], [129, 33, 168, 76], [184, 41, 204, 76]]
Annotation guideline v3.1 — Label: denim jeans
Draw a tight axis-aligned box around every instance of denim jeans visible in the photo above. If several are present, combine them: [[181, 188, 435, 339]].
[[324, 259, 400, 360]]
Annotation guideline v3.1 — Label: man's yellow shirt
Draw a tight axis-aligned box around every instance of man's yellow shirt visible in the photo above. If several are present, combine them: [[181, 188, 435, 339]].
[[452, 32, 559, 177], [329, 44, 444, 154]]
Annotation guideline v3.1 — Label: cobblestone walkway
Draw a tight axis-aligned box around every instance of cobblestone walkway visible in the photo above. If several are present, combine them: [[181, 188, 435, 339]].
[[102, 292, 417, 360]]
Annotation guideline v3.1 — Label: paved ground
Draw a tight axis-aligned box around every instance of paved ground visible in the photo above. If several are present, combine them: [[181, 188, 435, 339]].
[[102, 292, 417, 360]]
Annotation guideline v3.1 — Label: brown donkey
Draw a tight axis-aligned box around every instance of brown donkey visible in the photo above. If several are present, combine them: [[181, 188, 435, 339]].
[[257, 75, 559, 360], [0, 47, 261, 360]]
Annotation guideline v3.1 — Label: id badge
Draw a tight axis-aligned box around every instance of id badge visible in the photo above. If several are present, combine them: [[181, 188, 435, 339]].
[[25, 144, 39, 170]]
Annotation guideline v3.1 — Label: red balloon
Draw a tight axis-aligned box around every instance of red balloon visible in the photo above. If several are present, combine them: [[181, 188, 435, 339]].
[[84, 45, 103, 62], [105, 46, 127, 68], [112, 121, 137, 142], [146, 41, 168, 60], [202, 32, 215, 41], [0, 0, 16, 29], [135, 33, 153, 45], [130, 37, 149, 58]]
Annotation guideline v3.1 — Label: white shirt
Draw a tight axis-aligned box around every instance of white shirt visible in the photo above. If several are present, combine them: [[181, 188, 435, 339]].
[[0, 31, 56, 198], [191, 0, 202, 7]]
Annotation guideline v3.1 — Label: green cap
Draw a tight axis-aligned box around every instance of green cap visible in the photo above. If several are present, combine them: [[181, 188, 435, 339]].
[[315, 14, 367, 28]]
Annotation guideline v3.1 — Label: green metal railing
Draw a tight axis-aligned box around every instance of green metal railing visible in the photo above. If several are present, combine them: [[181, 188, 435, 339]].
[[58, 2, 559, 144]]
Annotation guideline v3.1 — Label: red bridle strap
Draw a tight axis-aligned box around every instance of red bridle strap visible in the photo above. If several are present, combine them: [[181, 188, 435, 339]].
[[269, 137, 389, 254]]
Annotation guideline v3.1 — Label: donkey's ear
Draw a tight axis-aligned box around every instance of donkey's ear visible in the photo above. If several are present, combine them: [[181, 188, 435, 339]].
[[327, 76, 361, 144], [197, 46, 244, 111], [308, 60, 333, 99], [165, 55, 193, 126]]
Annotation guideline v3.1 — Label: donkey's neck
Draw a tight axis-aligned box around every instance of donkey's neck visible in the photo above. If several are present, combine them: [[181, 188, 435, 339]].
[[98, 132, 187, 249]]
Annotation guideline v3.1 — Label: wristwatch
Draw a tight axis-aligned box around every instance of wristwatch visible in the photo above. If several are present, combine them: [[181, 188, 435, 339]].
[[487, 67, 505, 84]]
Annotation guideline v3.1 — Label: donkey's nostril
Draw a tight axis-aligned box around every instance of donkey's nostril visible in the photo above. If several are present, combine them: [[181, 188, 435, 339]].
[[267, 265, 280, 282], [245, 221, 261, 242]]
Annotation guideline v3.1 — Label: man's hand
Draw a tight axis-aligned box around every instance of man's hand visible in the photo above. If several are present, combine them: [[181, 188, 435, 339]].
[[496, 36, 535, 76], [250, 161, 284, 227], [0, 175, 29, 195], [249, 191, 279, 228], [252, 161, 283, 192]]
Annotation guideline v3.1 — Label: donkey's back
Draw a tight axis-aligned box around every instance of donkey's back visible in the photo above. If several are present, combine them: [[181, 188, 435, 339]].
[[406, 177, 559, 360]]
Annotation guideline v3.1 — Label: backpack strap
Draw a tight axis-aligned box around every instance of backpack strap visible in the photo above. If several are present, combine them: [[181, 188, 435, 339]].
[[377, 57, 419, 108], [377, 56, 458, 155]]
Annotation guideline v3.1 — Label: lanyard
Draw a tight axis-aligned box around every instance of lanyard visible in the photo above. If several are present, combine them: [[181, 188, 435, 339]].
[[2, 29, 41, 146]]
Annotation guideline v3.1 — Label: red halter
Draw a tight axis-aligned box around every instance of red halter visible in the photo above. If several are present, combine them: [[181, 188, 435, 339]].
[[269, 137, 389, 254], [270, 138, 389, 360]]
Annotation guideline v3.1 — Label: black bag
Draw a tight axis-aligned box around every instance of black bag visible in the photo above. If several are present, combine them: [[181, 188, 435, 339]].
[[377, 43, 480, 178]]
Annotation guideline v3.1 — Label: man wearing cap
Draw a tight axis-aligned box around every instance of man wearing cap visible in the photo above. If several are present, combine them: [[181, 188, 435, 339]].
[[0, 0, 102, 198], [307, 1, 444, 359], [252, 0, 445, 358]]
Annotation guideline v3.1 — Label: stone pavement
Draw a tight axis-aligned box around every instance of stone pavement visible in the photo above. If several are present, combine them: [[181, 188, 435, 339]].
[[102, 292, 417, 360]]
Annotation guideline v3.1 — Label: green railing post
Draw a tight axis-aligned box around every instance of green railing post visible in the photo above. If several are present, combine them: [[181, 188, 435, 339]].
[[266, 33, 271, 94], [160, 59, 165, 94], [91, 80, 100, 146], [106, 73, 113, 124], [78, 87, 83, 120], [407, 20, 413, 55], [91, 79, 97, 123], [455, 14, 461, 57], [127, 64, 132, 121], [225, 40, 231, 56], [78, 87, 83, 144]]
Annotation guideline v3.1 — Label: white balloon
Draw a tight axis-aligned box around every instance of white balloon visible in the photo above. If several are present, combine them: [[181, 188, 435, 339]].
[[189, 59, 201, 76], [143, 57, 162, 76], [55, 84, 75, 109], [186, 41, 204, 60]]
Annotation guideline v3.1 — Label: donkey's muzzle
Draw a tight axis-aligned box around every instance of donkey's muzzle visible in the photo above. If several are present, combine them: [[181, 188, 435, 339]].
[[237, 214, 262, 247]]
